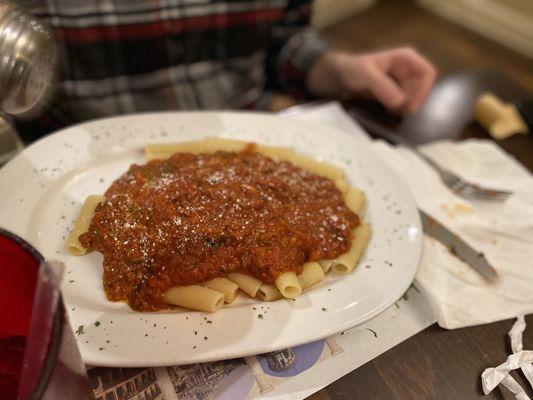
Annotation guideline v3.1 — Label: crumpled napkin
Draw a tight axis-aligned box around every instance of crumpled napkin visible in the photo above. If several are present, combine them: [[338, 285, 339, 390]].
[[373, 139, 533, 329], [482, 315, 533, 399]]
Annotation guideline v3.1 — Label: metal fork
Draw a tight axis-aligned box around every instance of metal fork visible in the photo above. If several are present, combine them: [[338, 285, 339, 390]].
[[415, 152, 512, 202], [345, 108, 513, 202]]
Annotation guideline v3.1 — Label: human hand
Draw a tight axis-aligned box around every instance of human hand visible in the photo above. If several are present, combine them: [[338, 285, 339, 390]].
[[307, 47, 437, 114]]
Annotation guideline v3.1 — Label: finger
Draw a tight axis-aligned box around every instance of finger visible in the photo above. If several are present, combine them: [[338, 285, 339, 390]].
[[407, 72, 435, 113], [390, 48, 437, 112], [392, 47, 436, 76], [365, 68, 406, 110]]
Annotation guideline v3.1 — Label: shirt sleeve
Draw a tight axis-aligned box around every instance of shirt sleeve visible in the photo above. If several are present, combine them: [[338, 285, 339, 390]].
[[265, 0, 329, 99]]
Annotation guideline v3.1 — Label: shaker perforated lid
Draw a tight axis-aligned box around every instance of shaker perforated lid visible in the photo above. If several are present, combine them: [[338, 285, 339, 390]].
[[0, 2, 57, 115]]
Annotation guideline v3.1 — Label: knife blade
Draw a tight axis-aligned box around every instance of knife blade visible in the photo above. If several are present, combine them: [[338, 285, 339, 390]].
[[420, 210, 499, 283]]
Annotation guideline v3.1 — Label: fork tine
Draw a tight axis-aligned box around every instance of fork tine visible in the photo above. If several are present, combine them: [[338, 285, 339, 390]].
[[443, 174, 512, 201], [461, 184, 512, 199], [445, 177, 459, 187], [453, 186, 484, 200], [456, 187, 500, 202], [457, 186, 510, 202], [419, 151, 513, 202]]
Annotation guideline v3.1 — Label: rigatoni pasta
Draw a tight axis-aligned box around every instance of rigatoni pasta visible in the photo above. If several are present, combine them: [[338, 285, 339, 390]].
[[345, 188, 366, 216], [203, 137, 248, 153], [163, 285, 225, 312], [69, 138, 372, 313], [257, 284, 283, 301], [226, 273, 263, 298], [255, 144, 295, 161], [203, 277, 239, 304], [289, 154, 345, 181], [145, 140, 206, 160], [332, 223, 372, 275], [318, 259, 335, 273], [275, 271, 302, 299], [65, 195, 105, 256], [298, 262, 325, 290]]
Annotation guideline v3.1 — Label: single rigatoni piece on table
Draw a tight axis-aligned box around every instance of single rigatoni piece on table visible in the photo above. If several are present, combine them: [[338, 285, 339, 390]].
[[275, 271, 302, 299], [203, 277, 239, 303], [257, 284, 283, 301], [65, 195, 106, 256], [298, 262, 325, 290], [332, 223, 372, 275], [226, 272, 263, 298], [344, 188, 366, 216], [163, 285, 225, 312], [145, 140, 207, 160]]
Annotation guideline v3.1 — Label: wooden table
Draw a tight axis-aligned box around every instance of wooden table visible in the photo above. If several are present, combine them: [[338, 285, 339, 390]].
[[310, 71, 533, 400]]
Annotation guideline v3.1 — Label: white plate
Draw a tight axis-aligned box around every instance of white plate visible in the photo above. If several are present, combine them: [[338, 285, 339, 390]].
[[0, 112, 421, 367]]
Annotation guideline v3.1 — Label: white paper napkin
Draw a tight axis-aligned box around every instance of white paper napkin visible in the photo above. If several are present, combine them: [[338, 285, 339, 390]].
[[373, 139, 533, 329]]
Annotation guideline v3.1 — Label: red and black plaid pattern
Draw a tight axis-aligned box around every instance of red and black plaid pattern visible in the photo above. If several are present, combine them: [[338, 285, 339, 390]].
[[17, 0, 327, 141]]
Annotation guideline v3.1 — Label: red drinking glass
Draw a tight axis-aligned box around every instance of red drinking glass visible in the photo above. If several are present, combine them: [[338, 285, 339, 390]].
[[0, 228, 92, 399]]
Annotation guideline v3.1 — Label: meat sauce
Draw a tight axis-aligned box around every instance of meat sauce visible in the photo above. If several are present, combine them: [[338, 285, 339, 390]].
[[80, 149, 359, 311]]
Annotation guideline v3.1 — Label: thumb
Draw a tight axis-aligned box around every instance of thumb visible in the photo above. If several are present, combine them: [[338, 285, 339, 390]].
[[366, 69, 406, 110]]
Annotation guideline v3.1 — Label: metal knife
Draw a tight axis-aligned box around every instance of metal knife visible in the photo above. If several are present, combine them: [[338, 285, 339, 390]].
[[420, 210, 499, 283]]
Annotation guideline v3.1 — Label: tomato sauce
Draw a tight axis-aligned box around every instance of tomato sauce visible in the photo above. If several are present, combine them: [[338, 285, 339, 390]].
[[80, 150, 359, 311]]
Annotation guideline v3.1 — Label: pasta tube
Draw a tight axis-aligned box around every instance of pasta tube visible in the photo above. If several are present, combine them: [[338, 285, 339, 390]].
[[334, 177, 349, 195], [332, 223, 372, 275], [203, 277, 239, 303], [145, 140, 207, 160], [65, 195, 105, 256], [203, 137, 249, 153], [275, 271, 302, 299], [289, 154, 345, 181], [344, 188, 366, 216], [257, 284, 283, 301], [163, 285, 225, 312], [226, 272, 262, 298], [298, 262, 325, 290], [256, 145, 295, 161], [319, 259, 335, 273]]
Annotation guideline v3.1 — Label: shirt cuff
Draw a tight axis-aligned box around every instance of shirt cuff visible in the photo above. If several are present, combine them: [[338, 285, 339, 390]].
[[277, 28, 329, 99]]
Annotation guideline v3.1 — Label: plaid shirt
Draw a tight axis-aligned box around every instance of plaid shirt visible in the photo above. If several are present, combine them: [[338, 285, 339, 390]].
[[17, 0, 328, 141]]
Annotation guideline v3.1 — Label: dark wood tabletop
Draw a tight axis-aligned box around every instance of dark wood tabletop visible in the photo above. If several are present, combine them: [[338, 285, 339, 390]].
[[309, 71, 533, 400]]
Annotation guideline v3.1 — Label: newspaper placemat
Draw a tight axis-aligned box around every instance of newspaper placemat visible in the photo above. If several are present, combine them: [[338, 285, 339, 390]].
[[87, 103, 437, 400]]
